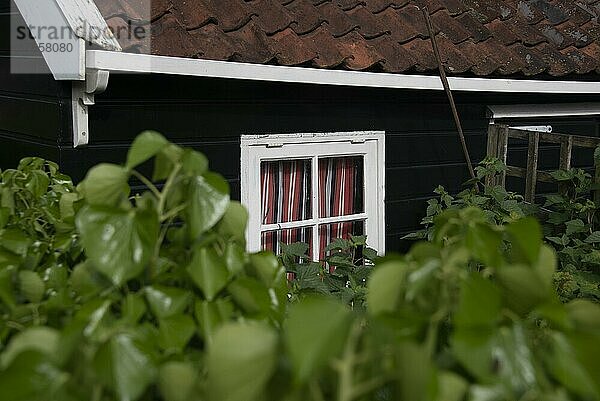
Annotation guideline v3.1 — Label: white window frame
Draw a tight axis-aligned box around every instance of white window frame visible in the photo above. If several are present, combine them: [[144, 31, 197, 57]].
[[241, 131, 385, 260]]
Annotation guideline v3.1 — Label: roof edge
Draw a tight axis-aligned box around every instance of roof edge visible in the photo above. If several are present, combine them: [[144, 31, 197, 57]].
[[88, 50, 600, 95]]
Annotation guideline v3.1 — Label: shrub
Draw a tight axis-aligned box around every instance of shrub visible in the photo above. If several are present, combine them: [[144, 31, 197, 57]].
[[409, 157, 600, 303], [0, 134, 598, 401]]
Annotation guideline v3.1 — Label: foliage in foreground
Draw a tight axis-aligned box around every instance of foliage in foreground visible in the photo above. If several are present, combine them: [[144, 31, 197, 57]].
[[0, 134, 599, 401]]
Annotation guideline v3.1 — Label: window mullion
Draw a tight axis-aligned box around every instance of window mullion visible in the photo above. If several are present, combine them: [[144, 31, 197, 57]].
[[311, 155, 319, 261]]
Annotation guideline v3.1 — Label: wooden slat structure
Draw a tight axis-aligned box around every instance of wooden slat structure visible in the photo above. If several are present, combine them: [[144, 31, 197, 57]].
[[487, 124, 600, 202]]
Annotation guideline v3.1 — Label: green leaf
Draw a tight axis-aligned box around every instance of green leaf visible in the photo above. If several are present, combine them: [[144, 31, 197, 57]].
[[158, 315, 196, 352], [545, 332, 598, 399], [395, 342, 436, 401], [0, 228, 32, 257], [208, 322, 278, 401], [145, 285, 191, 319], [0, 351, 67, 401], [0, 267, 16, 307], [126, 131, 168, 169], [454, 274, 501, 328], [296, 263, 330, 294], [122, 293, 147, 324], [153, 144, 183, 181], [93, 333, 157, 401], [585, 231, 600, 243], [550, 170, 574, 181], [18, 270, 44, 303], [566, 300, 600, 332], [466, 223, 502, 267], [195, 299, 234, 344], [437, 371, 468, 401], [185, 173, 230, 240], [0, 327, 59, 369], [187, 246, 230, 301], [496, 265, 551, 315], [565, 219, 587, 236], [25, 170, 50, 198], [80, 164, 130, 206], [216, 201, 248, 243], [507, 217, 542, 264], [227, 277, 272, 316], [181, 148, 208, 176], [76, 205, 159, 285], [285, 297, 351, 384], [367, 261, 407, 315], [159, 361, 198, 401], [248, 252, 282, 287]]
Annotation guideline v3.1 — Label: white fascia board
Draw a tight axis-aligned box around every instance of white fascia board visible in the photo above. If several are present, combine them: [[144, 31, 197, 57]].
[[12, 0, 85, 79], [87, 50, 600, 94], [489, 103, 600, 119], [54, 0, 121, 51]]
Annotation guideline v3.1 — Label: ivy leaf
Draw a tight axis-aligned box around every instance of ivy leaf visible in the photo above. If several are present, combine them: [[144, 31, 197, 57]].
[[0, 327, 59, 369], [195, 299, 234, 344], [367, 261, 407, 315], [159, 362, 198, 401], [144, 285, 192, 319], [216, 201, 248, 244], [0, 351, 67, 401], [187, 246, 230, 301], [0, 228, 32, 257], [93, 333, 157, 401], [181, 149, 208, 176], [77, 205, 159, 286], [185, 173, 230, 240], [18, 270, 44, 303], [126, 131, 168, 169], [208, 322, 278, 401], [80, 164, 130, 206], [158, 315, 196, 352], [285, 297, 351, 384]]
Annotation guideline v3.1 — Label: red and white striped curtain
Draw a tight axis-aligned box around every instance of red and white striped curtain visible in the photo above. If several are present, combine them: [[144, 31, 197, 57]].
[[260, 157, 363, 259], [261, 160, 312, 255], [318, 158, 362, 260]]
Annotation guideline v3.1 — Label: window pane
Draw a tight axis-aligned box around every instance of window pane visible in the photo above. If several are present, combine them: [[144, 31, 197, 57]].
[[318, 220, 364, 261], [318, 156, 364, 218], [261, 226, 313, 257], [261, 159, 312, 224]]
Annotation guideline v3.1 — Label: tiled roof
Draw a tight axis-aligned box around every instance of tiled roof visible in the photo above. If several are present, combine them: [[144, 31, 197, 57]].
[[95, 0, 600, 78]]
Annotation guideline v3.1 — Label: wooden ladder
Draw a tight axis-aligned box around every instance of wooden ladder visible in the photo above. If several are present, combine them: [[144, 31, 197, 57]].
[[486, 124, 600, 202]]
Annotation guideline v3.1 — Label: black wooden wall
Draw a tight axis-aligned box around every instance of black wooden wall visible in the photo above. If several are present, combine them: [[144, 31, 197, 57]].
[[80, 75, 600, 251], [2, 48, 600, 251], [0, 0, 71, 166]]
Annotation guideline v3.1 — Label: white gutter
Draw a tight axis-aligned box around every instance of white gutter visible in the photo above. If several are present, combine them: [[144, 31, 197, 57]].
[[488, 103, 600, 119], [87, 50, 600, 94]]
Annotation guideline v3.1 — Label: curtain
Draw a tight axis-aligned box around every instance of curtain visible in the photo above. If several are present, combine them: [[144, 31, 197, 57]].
[[260, 160, 311, 255], [318, 157, 363, 261], [260, 157, 363, 260]]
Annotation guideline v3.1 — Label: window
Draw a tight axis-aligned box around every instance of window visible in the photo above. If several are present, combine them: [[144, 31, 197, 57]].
[[241, 132, 385, 260]]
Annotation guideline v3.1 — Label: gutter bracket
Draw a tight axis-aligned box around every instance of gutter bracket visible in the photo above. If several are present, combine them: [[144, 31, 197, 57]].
[[72, 69, 109, 147]]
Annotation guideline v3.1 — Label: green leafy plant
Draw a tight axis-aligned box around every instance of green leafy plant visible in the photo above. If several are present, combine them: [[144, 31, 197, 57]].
[[543, 167, 600, 302], [406, 157, 538, 241], [1, 135, 599, 401], [0, 132, 287, 401], [281, 235, 377, 307]]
